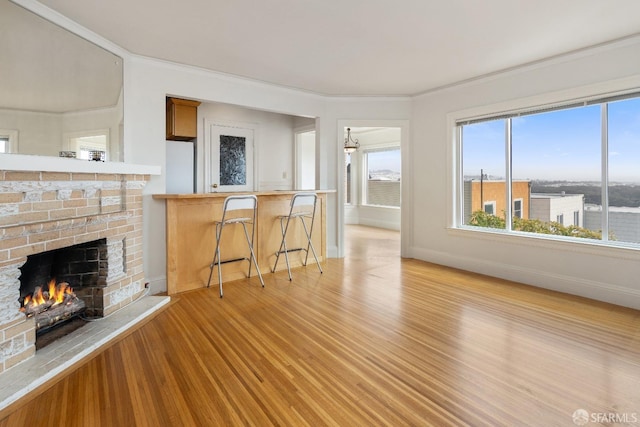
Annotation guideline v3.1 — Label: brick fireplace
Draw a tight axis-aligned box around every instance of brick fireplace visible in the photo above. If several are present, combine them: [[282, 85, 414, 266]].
[[0, 170, 149, 374]]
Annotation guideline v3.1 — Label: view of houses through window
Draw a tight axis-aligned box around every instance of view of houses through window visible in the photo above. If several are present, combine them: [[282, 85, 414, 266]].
[[460, 94, 640, 245]]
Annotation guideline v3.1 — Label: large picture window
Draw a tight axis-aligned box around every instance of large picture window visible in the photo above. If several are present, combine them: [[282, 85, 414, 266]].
[[459, 93, 640, 246]]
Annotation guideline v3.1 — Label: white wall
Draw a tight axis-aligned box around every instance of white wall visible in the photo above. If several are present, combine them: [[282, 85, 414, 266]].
[[410, 37, 640, 309], [0, 110, 61, 155], [197, 102, 297, 191]]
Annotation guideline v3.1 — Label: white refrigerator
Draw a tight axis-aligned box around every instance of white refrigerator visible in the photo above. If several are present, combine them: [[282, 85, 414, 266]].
[[166, 140, 195, 194]]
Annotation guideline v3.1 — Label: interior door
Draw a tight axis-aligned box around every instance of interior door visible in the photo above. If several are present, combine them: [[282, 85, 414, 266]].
[[206, 124, 254, 192]]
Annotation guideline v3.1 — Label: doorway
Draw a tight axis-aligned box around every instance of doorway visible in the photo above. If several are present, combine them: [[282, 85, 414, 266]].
[[338, 120, 410, 259], [204, 122, 255, 192], [343, 127, 402, 230]]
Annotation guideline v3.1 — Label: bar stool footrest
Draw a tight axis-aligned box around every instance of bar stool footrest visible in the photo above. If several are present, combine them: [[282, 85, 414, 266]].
[[210, 257, 250, 268]]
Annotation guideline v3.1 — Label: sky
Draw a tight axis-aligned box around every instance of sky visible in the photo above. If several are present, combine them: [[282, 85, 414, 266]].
[[462, 97, 640, 183], [366, 149, 401, 172]]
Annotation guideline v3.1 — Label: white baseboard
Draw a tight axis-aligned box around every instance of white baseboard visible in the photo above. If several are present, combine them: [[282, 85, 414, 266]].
[[146, 276, 167, 295], [409, 246, 640, 310], [327, 245, 339, 258]]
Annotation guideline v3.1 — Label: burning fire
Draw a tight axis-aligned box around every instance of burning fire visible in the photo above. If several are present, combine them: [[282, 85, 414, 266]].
[[21, 279, 75, 315]]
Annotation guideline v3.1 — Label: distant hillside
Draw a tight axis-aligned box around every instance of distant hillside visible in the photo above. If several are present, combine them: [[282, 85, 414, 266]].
[[531, 181, 640, 207], [369, 169, 401, 181]]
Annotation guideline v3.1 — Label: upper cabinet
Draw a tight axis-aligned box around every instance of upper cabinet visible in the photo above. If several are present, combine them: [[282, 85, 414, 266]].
[[166, 97, 201, 141]]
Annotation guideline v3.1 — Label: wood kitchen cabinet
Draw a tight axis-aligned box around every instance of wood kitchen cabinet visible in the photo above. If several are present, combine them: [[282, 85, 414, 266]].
[[166, 97, 201, 141]]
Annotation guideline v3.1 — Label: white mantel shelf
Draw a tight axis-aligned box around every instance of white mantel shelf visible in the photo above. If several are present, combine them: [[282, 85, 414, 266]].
[[0, 153, 161, 175]]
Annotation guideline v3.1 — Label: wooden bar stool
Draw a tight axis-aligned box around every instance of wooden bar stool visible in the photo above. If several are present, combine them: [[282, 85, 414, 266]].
[[206, 195, 264, 297], [272, 192, 323, 280]]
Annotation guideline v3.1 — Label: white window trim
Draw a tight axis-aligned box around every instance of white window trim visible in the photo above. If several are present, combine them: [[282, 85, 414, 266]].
[[344, 151, 355, 206], [361, 144, 401, 208], [0, 129, 19, 153], [513, 198, 523, 218], [483, 201, 496, 215]]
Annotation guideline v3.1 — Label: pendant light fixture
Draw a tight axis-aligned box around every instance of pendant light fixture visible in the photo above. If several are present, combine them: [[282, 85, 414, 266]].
[[344, 128, 360, 153]]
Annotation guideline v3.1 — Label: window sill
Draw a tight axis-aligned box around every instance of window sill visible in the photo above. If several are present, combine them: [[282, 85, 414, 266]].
[[447, 226, 640, 261]]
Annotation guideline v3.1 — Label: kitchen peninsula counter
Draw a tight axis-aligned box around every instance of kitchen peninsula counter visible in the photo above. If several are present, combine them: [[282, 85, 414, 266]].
[[154, 191, 332, 295]]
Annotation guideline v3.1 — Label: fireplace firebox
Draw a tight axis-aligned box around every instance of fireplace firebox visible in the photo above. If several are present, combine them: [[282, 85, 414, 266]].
[[19, 239, 108, 347]]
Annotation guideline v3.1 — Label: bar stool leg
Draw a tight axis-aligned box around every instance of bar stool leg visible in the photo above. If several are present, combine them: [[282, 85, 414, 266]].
[[300, 216, 323, 273], [241, 222, 264, 287], [281, 216, 293, 280], [206, 222, 225, 297], [273, 215, 294, 280], [217, 224, 223, 297]]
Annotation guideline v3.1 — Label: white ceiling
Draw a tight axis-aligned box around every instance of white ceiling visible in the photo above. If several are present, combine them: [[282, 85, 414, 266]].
[[25, 0, 640, 96]]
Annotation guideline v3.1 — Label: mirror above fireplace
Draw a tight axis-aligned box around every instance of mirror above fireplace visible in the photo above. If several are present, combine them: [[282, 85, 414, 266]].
[[0, 1, 124, 161]]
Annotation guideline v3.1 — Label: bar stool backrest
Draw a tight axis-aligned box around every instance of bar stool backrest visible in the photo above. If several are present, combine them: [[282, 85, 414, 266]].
[[225, 195, 257, 211], [290, 192, 317, 213], [220, 195, 258, 223]]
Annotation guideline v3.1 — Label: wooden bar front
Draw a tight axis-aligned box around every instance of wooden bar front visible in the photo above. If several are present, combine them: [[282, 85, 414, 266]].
[[153, 191, 329, 295]]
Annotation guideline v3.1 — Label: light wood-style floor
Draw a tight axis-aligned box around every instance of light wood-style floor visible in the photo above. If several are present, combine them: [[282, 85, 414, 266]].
[[1, 225, 639, 426]]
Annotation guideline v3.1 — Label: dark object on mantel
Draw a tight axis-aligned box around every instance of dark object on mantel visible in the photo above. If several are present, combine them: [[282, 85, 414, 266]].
[[89, 150, 105, 161], [166, 97, 201, 141]]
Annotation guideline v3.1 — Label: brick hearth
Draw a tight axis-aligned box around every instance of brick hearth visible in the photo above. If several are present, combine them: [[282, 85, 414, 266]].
[[0, 170, 149, 374]]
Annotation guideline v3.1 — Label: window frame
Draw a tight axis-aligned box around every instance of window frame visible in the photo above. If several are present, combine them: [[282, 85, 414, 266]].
[[483, 201, 496, 215], [344, 151, 354, 205], [362, 145, 401, 209], [0, 129, 19, 153], [447, 80, 640, 253], [513, 198, 523, 219]]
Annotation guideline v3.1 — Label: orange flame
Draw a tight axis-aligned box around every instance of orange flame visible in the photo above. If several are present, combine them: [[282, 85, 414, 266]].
[[21, 279, 74, 311]]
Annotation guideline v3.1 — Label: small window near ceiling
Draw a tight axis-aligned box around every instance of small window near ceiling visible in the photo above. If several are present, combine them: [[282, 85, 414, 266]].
[[0, 137, 8, 153]]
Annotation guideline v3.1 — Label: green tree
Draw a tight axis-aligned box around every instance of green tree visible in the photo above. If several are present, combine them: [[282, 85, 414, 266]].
[[469, 211, 604, 240]]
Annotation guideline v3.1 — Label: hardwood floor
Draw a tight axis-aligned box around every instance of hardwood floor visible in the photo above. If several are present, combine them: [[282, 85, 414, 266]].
[[1, 225, 639, 426]]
